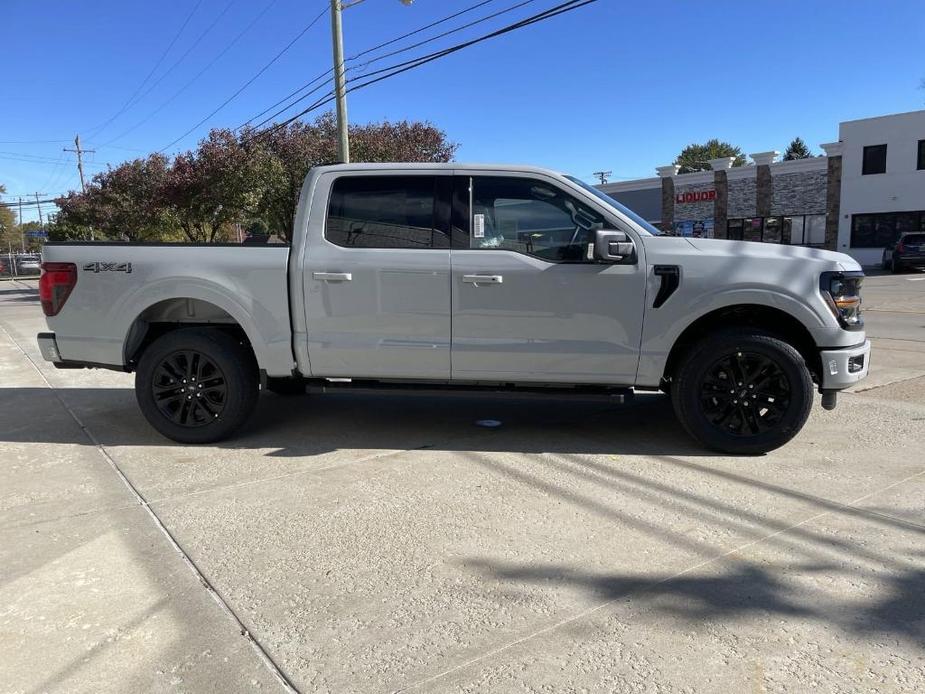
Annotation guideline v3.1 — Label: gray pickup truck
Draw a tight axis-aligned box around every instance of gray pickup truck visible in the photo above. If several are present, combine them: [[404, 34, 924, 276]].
[[37, 163, 870, 453]]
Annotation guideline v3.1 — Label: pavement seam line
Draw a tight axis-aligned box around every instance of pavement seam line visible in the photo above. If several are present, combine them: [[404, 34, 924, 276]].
[[393, 464, 925, 692], [0, 321, 299, 694]]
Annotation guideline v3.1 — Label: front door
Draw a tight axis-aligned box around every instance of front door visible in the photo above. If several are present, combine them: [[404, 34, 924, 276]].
[[450, 174, 647, 384], [303, 172, 453, 379]]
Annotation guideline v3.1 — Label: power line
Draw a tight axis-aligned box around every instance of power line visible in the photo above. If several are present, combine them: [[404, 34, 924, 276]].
[[349, 0, 540, 77], [346, 0, 497, 62], [99, 0, 284, 148], [0, 138, 69, 144], [250, 0, 598, 142], [115, 0, 239, 119], [84, 0, 205, 140], [238, 0, 537, 133], [158, 4, 330, 153]]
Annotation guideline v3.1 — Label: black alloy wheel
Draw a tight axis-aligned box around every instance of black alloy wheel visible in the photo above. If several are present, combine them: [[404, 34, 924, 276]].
[[152, 350, 228, 427], [671, 329, 813, 455], [698, 351, 791, 437], [136, 328, 258, 444]]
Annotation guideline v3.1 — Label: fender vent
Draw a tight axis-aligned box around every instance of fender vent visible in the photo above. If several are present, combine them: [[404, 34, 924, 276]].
[[653, 265, 680, 308]]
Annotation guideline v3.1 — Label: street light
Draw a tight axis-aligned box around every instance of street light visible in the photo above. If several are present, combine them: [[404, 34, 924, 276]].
[[330, 0, 413, 163]]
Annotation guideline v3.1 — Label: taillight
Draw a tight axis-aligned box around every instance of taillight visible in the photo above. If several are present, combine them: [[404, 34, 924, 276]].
[[896, 241, 905, 253], [39, 262, 77, 317]]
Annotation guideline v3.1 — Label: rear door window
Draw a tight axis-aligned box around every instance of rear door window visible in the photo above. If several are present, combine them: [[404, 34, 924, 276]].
[[326, 175, 448, 249]]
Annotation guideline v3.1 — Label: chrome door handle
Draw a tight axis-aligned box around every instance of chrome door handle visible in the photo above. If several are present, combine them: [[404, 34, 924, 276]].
[[462, 274, 503, 285], [313, 272, 352, 281]]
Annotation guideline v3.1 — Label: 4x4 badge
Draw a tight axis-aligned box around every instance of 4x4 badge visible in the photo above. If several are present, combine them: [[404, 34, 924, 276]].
[[83, 262, 133, 274]]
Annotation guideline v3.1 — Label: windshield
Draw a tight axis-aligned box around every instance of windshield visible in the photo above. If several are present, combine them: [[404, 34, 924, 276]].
[[564, 175, 662, 236]]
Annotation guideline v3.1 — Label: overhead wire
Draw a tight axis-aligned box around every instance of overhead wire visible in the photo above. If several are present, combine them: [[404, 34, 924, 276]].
[[248, 0, 598, 142], [99, 0, 284, 147], [236, 0, 503, 131], [85, 0, 205, 140], [158, 4, 330, 153]]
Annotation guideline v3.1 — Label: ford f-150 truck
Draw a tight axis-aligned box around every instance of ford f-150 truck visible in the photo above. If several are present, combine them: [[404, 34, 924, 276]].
[[36, 163, 870, 453]]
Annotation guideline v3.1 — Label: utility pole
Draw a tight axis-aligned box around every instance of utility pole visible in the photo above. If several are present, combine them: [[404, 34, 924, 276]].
[[593, 170, 612, 185], [329, 1, 413, 163], [330, 0, 350, 163], [18, 197, 25, 252], [33, 193, 46, 229], [63, 134, 95, 193]]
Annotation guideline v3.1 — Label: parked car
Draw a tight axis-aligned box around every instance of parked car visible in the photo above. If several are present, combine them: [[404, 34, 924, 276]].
[[16, 255, 42, 275], [36, 163, 870, 454], [882, 232, 925, 273]]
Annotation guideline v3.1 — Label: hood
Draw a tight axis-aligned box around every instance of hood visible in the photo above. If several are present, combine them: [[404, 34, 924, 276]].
[[649, 236, 862, 273]]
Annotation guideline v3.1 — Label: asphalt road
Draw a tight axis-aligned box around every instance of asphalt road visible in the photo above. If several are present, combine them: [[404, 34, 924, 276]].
[[1, 273, 923, 693]]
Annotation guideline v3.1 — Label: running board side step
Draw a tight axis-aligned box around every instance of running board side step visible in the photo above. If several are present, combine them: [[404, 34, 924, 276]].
[[305, 379, 633, 403]]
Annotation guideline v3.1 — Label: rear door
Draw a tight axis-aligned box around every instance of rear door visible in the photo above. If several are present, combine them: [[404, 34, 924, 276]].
[[449, 173, 647, 384], [302, 172, 453, 378]]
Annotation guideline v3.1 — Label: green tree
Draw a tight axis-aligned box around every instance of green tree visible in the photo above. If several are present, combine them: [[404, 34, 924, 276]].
[[54, 154, 175, 241], [162, 129, 270, 243], [783, 137, 813, 160], [52, 112, 458, 244], [251, 112, 457, 242], [0, 184, 18, 249], [674, 139, 746, 173]]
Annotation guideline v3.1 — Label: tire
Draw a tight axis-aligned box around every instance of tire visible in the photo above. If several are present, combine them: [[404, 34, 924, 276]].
[[265, 377, 307, 396], [881, 255, 890, 271], [671, 329, 813, 455], [891, 258, 903, 274], [135, 328, 259, 444]]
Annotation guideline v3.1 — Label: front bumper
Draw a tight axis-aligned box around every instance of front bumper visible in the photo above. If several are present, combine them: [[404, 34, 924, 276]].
[[819, 339, 871, 390], [37, 332, 62, 363]]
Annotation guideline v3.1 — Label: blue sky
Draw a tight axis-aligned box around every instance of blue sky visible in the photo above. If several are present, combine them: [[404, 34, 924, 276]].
[[2, 0, 924, 223]]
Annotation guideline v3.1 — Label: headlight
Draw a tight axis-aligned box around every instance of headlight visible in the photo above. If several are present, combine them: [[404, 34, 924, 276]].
[[820, 271, 864, 330]]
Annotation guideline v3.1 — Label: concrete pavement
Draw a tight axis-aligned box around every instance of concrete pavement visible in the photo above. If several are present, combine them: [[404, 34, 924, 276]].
[[1, 273, 923, 693]]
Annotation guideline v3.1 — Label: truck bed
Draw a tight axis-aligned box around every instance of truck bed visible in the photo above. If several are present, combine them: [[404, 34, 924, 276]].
[[40, 243, 294, 376]]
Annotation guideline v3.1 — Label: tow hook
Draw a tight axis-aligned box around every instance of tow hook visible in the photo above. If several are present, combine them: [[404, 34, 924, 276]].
[[820, 390, 838, 410]]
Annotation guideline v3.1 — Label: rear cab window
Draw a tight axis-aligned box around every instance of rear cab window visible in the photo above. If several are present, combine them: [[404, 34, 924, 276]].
[[326, 175, 450, 249]]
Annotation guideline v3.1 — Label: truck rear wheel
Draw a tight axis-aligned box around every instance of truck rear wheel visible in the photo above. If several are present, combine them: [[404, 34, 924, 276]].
[[135, 328, 258, 444], [671, 329, 813, 455]]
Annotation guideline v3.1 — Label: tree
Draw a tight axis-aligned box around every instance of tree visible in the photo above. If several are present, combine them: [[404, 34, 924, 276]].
[[0, 184, 17, 249], [674, 139, 746, 173], [252, 113, 457, 242], [783, 137, 813, 160], [161, 129, 269, 243], [51, 112, 458, 244], [54, 154, 175, 241]]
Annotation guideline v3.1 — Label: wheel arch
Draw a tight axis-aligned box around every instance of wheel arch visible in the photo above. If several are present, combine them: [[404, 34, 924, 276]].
[[123, 295, 262, 372], [662, 304, 821, 386]]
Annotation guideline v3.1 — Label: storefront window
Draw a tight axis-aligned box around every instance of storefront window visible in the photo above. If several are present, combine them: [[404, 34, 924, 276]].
[[850, 211, 925, 247], [727, 214, 827, 246], [785, 216, 805, 245], [743, 218, 763, 242], [727, 218, 743, 240], [763, 217, 782, 243], [805, 215, 826, 246]]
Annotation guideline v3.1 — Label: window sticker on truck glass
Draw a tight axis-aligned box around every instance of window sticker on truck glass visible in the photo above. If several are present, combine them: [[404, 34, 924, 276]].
[[473, 213, 485, 238]]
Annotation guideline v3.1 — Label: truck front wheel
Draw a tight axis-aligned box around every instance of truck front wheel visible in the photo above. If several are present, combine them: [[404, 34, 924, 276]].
[[135, 328, 259, 444], [671, 329, 813, 455]]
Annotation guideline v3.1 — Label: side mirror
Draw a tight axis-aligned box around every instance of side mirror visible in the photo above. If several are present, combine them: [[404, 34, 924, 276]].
[[593, 229, 635, 262]]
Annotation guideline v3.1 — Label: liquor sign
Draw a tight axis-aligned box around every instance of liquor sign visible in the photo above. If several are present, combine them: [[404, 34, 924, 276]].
[[676, 190, 716, 204]]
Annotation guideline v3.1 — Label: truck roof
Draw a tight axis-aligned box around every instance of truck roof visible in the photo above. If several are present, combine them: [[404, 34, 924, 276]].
[[312, 162, 566, 176]]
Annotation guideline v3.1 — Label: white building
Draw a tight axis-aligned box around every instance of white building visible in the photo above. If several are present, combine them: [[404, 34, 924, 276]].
[[836, 110, 925, 266], [597, 109, 925, 266]]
